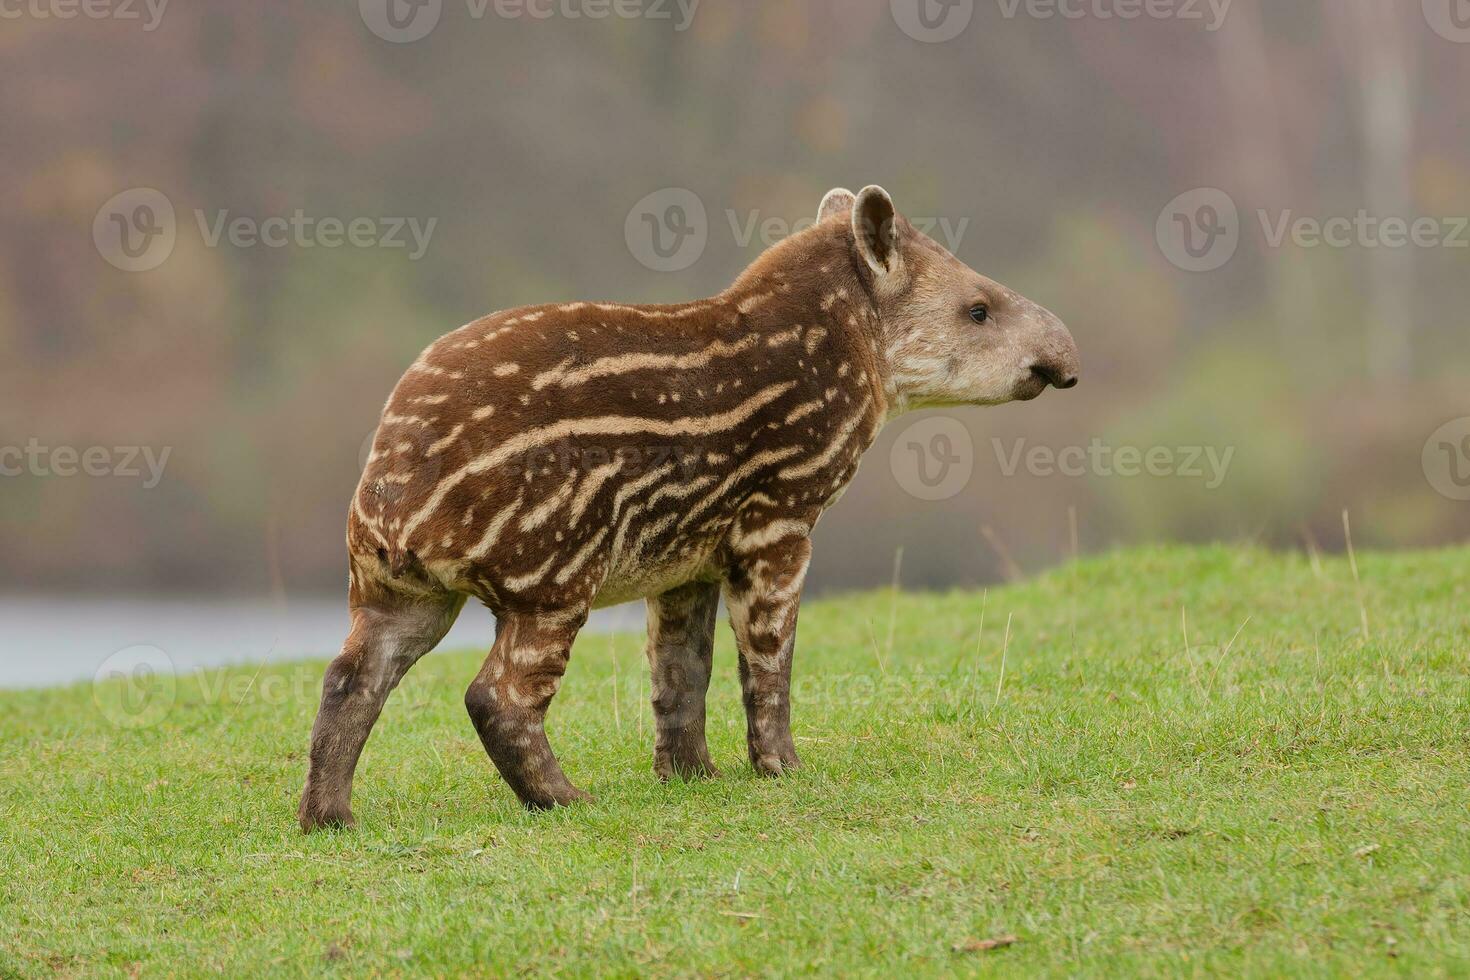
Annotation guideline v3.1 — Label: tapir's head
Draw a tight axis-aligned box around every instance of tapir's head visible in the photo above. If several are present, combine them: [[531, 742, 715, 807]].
[[819, 186, 1079, 411]]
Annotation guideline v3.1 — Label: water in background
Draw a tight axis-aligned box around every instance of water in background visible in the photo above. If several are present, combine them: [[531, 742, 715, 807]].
[[0, 597, 644, 689]]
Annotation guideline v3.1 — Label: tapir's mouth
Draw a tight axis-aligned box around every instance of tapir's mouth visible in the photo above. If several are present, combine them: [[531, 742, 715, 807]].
[[1013, 374, 1049, 402]]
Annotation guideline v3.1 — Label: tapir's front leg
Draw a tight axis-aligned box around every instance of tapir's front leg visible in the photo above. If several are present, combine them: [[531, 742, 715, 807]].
[[722, 535, 812, 776], [646, 581, 721, 781]]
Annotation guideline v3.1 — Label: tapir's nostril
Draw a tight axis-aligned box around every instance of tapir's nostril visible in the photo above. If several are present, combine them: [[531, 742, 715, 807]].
[[1032, 364, 1079, 390]]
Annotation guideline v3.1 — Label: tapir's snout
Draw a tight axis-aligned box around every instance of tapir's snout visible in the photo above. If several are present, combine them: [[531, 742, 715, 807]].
[[1031, 317, 1080, 391], [1032, 361, 1079, 390]]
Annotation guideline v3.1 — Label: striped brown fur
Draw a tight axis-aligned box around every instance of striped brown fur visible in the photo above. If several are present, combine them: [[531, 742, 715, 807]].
[[298, 186, 1079, 828]]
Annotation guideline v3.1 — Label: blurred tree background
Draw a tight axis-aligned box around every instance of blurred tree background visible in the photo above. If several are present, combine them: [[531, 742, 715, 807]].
[[2, 0, 1466, 596]]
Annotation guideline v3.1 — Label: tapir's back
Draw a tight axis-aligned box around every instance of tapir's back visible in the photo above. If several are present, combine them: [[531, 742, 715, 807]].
[[348, 286, 882, 613]]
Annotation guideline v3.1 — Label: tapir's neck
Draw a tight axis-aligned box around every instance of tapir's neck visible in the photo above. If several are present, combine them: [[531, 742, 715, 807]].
[[717, 224, 894, 420]]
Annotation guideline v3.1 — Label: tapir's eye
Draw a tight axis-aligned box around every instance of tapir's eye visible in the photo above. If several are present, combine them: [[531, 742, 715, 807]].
[[968, 304, 989, 325]]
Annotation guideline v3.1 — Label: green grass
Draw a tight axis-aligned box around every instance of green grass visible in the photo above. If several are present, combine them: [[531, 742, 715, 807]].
[[3, 545, 1469, 977]]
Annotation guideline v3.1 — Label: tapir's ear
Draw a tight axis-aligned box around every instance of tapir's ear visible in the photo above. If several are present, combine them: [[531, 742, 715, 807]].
[[852, 185, 900, 275], [817, 187, 856, 223]]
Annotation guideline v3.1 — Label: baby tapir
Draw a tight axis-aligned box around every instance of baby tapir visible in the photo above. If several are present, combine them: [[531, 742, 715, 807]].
[[298, 185, 1079, 830]]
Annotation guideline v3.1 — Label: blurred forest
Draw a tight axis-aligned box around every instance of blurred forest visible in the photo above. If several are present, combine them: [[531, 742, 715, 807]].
[[2, 0, 1467, 597]]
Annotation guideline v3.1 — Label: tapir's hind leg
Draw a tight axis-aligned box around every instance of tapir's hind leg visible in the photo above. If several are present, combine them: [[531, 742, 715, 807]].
[[464, 608, 591, 810], [298, 587, 465, 832], [646, 581, 721, 781]]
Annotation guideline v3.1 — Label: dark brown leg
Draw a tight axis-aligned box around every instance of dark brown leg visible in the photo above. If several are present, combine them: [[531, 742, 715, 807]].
[[298, 591, 465, 832], [646, 581, 721, 781], [722, 535, 811, 776], [463, 608, 591, 809]]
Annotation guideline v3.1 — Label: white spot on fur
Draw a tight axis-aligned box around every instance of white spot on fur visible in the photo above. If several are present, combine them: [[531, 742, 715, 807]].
[[425, 424, 464, 457]]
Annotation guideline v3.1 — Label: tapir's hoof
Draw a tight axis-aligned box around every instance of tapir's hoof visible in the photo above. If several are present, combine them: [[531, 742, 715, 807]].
[[521, 785, 593, 811], [751, 750, 801, 778], [655, 750, 722, 782], [298, 798, 355, 833]]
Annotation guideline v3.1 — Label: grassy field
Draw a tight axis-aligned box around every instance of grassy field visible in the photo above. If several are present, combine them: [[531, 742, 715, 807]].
[[3, 545, 1468, 976]]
